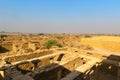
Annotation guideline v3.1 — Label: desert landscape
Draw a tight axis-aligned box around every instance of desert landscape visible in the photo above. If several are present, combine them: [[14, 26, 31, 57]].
[[0, 33, 120, 80], [1, 0, 120, 80]]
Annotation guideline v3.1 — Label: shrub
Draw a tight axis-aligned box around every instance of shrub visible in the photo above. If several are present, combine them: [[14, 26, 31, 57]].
[[84, 35, 91, 38], [0, 35, 7, 38], [38, 33, 44, 36], [75, 35, 80, 38], [44, 40, 62, 49], [56, 36, 63, 39]]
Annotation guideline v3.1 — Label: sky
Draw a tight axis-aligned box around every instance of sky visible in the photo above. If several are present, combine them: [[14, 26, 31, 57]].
[[0, 0, 120, 34]]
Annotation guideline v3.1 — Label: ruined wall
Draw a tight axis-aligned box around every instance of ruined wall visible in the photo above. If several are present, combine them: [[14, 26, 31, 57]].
[[28, 42, 40, 51], [32, 58, 84, 80], [5, 51, 53, 63], [1, 43, 13, 51]]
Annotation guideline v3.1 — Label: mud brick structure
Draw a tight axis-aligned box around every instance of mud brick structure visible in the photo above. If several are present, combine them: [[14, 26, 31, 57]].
[[0, 34, 120, 80]]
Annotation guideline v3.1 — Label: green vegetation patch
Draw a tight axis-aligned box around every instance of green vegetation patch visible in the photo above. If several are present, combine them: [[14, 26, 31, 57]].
[[84, 34, 92, 38], [44, 40, 62, 49]]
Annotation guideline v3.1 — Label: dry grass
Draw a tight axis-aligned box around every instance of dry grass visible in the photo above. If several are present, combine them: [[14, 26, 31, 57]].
[[81, 36, 120, 53]]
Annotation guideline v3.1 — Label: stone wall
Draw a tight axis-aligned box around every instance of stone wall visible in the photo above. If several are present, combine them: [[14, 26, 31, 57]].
[[1, 42, 13, 51], [5, 51, 53, 63], [32, 57, 84, 80]]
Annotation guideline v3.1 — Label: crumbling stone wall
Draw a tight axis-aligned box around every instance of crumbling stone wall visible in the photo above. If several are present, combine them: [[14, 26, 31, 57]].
[[1, 42, 13, 51], [28, 42, 40, 51], [31, 57, 84, 80], [5, 51, 53, 63]]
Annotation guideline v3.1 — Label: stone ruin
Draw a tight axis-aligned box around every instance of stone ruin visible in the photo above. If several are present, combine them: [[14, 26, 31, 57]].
[[0, 34, 120, 80]]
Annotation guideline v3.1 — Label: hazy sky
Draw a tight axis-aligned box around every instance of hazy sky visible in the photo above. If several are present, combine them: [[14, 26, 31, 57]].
[[0, 0, 120, 34]]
